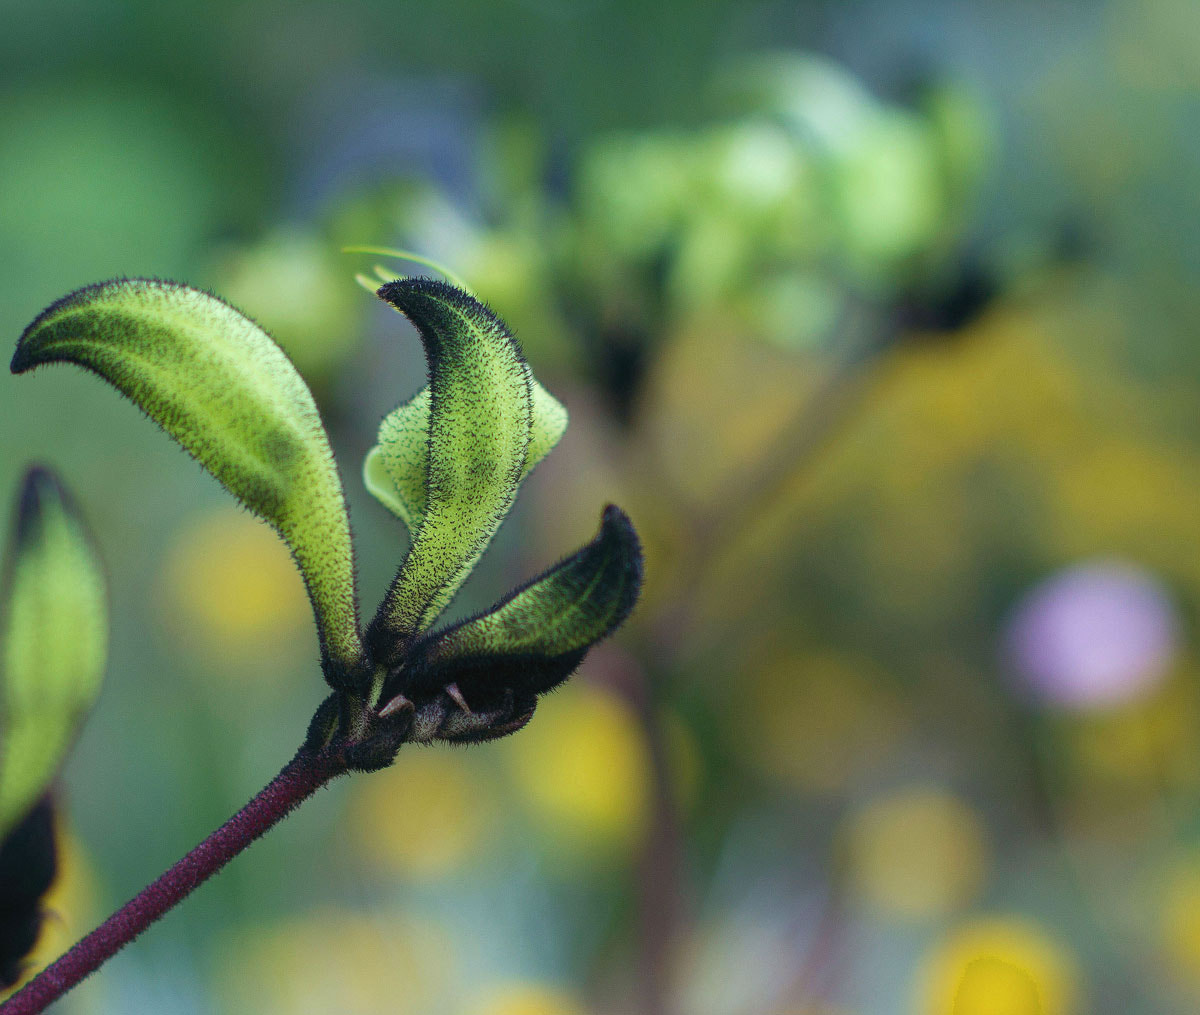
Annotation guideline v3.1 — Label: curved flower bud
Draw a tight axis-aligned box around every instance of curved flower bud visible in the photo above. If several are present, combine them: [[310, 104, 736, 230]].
[[12, 280, 364, 686], [0, 468, 107, 842], [366, 279, 552, 662], [372, 505, 643, 747]]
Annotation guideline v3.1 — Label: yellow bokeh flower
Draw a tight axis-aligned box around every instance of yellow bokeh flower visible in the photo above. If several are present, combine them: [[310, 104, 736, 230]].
[[916, 917, 1079, 1015], [842, 787, 988, 920], [215, 909, 451, 1015], [160, 507, 311, 672], [1158, 852, 1200, 988], [346, 748, 495, 879], [505, 681, 650, 851], [465, 981, 587, 1015]]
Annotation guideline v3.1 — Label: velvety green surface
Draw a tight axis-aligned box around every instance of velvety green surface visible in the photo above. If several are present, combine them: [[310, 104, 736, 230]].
[[392, 504, 643, 715], [421, 505, 641, 678], [364, 376, 566, 536], [369, 279, 551, 652]]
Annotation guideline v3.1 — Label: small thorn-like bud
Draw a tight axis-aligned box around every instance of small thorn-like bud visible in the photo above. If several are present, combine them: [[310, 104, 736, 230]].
[[377, 692, 414, 718], [410, 701, 447, 742], [445, 682, 470, 712]]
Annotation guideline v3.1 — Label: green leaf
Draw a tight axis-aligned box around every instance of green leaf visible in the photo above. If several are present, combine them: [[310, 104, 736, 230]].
[[12, 279, 364, 684], [364, 375, 567, 535], [526, 380, 570, 471], [398, 504, 644, 705], [0, 469, 106, 840], [367, 278, 537, 660], [362, 386, 432, 533]]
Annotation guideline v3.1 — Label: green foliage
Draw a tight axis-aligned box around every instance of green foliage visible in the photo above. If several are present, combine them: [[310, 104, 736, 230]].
[[366, 54, 992, 395], [366, 278, 566, 658], [11, 272, 643, 771], [349, 276, 642, 757], [0, 468, 106, 840], [11, 279, 364, 685]]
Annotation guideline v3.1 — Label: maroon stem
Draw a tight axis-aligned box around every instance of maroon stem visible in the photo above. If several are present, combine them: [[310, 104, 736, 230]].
[[634, 700, 682, 1015], [1, 748, 345, 1015]]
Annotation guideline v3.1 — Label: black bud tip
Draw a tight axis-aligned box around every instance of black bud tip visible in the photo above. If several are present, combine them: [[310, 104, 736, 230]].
[[598, 502, 645, 621], [302, 693, 341, 754], [0, 796, 58, 989], [13, 466, 71, 546], [374, 277, 503, 347], [376, 276, 464, 306]]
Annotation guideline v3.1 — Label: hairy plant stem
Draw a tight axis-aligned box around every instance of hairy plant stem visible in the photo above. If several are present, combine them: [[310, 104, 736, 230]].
[[0, 746, 346, 1015]]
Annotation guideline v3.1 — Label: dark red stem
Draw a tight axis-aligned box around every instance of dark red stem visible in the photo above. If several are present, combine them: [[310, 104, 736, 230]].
[[0, 747, 345, 1015]]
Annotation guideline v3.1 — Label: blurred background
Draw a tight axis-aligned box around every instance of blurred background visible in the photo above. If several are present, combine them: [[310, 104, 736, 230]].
[[2, 0, 1199, 1012]]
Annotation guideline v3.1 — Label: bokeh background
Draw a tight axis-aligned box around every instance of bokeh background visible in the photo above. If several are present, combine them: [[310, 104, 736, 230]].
[[2, 0, 1200, 1012]]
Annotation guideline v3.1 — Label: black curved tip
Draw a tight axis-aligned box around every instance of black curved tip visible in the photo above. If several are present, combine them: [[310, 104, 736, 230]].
[[14, 466, 72, 545]]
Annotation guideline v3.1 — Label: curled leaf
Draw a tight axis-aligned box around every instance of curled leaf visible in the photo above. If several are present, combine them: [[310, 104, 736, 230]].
[[367, 279, 537, 660], [395, 504, 644, 709], [0, 469, 106, 840], [362, 388, 431, 532], [364, 376, 567, 535], [12, 280, 363, 684]]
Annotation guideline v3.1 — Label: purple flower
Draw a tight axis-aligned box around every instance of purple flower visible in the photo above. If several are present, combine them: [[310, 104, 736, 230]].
[[1003, 560, 1180, 708]]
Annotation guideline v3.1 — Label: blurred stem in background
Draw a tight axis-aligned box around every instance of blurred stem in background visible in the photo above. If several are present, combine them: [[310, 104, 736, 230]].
[[623, 291, 985, 1012]]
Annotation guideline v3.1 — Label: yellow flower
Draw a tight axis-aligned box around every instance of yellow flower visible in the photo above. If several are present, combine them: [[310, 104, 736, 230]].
[[160, 507, 311, 674], [1159, 852, 1200, 987], [346, 749, 496, 879], [466, 982, 586, 1015], [842, 787, 988, 919], [505, 681, 650, 852], [916, 917, 1079, 1015], [215, 909, 451, 1015]]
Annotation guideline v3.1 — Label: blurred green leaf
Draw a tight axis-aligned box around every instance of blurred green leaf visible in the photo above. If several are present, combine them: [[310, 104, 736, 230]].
[[718, 53, 879, 153], [0, 468, 106, 840], [11, 280, 363, 684], [406, 505, 644, 703], [367, 279, 544, 659], [215, 229, 363, 385]]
